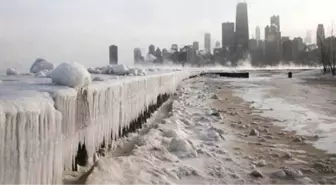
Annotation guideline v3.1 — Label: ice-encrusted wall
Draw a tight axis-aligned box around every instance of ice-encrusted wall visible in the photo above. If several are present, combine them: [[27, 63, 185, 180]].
[[0, 71, 195, 184]]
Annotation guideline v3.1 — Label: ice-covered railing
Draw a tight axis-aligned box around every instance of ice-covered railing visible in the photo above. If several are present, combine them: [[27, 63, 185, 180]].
[[0, 69, 197, 184]]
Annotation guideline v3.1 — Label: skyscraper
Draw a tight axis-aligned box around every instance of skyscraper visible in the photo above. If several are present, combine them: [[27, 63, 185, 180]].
[[149, 44, 155, 55], [265, 25, 270, 41], [270, 15, 280, 32], [193, 41, 199, 51], [204, 33, 211, 53], [222, 22, 235, 50], [317, 24, 325, 48], [109, 45, 118, 64], [256, 26, 261, 46], [134, 48, 143, 63], [235, 2, 249, 52], [171, 44, 178, 52], [304, 30, 312, 44]]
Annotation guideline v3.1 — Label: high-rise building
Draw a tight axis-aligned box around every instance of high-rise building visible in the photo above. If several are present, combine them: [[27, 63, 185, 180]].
[[270, 15, 280, 32], [235, 2, 249, 52], [304, 30, 312, 44], [222, 22, 235, 50], [155, 48, 162, 63], [265, 25, 270, 41], [204, 33, 211, 53], [171, 44, 178, 52], [149, 44, 155, 55], [317, 24, 325, 48], [134, 48, 143, 63], [193, 41, 199, 51], [256, 26, 261, 45], [109, 45, 118, 64], [215, 41, 221, 48]]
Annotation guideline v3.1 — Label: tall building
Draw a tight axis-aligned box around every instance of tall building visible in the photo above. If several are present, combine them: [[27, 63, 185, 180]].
[[149, 44, 155, 55], [304, 30, 312, 44], [134, 48, 143, 63], [256, 26, 261, 45], [204, 33, 211, 53], [235, 2, 249, 52], [222, 22, 235, 50], [270, 15, 280, 32], [215, 41, 221, 48], [109, 45, 118, 64], [171, 44, 178, 52], [193, 41, 199, 51], [317, 24, 325, 48]]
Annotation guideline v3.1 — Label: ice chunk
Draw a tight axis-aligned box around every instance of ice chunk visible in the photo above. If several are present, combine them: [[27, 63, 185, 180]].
[[50, 62, 91, 88], [30, 58, 54, 73], [129, 68, 139, 76], [6, 68, 18, 76], [111, 64, 129, 75], [88, 67, 101, 74]]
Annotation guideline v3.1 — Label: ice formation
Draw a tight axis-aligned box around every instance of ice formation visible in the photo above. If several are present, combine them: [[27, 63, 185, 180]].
[[30, 58, 54, 74], [6, 68, 18, 76], [50, 62, 91, 88], [0, 69, 197, 184]]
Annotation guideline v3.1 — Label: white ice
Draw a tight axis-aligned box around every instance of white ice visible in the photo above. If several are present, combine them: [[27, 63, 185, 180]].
[[85, 77, 250, 184], [50, 62, 91, 88]]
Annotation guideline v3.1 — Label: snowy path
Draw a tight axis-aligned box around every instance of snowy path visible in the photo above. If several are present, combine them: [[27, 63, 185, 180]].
[[84, 77, 252, 184]]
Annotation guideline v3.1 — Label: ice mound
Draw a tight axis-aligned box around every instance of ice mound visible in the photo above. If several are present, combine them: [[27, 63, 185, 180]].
[[89, 65, 147, 76], [30, 58, 54, 73], [111, 64, 129, 75], [6, 68, 18, 76], [50, 62, 91, 88], [88, 67, 102, 74], [168, 137, 197, 158]]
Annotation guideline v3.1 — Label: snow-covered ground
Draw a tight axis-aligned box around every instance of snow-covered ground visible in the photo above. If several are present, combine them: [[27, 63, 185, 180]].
[[227, 69, 336, 153], [84, 77, 253, 184]]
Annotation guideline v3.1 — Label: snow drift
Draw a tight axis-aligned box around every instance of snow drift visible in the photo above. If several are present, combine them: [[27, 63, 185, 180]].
[[51, 62, 91, 88]]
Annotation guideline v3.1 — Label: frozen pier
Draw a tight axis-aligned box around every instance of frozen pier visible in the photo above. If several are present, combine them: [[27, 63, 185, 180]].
[[0, 70, 196, 184]]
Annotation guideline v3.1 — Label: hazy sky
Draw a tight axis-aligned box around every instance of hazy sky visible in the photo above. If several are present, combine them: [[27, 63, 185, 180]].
[[1, 0, 335, 70]]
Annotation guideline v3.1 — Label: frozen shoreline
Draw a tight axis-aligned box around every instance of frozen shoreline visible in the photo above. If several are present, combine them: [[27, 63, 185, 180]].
[[0, 70, 196, 184], [227, 69, 336, 154]]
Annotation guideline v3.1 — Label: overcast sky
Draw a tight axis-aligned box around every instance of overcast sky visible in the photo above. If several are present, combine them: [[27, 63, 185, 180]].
[[0, 0, 335, 70]]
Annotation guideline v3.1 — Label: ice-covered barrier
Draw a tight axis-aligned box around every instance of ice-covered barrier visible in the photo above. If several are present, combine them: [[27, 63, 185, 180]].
[[0, 70, 197, 184]]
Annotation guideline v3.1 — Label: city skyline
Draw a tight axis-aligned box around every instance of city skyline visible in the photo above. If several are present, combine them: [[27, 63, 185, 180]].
[[1, 0, 336, 70]]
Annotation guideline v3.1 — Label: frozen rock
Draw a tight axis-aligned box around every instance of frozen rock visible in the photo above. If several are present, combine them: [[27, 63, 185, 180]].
[[211, 110, 221, 117], [6, 68, 18, 76], [30, 58, 54, 73], [111, 64, 129, 75], [51, 62, 91, 88], [284, 151, 293, 159], [254, 160, 267, 167], [283, 167, 303, 178], [293, 136, 303, 142], [169, 138, 196, 158], [249, 129, 260, 136], [211, 94, 219, 99], [270, 170, 287, 179], [298, 177, 313, 184], [250, 170, 263, 178], [93, 76, 105, 81]]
